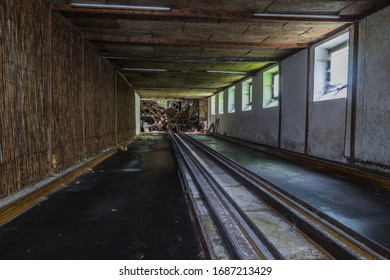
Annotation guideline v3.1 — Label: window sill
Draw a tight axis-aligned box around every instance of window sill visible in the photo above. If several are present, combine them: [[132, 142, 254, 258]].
[[263, 99, 279, 108]]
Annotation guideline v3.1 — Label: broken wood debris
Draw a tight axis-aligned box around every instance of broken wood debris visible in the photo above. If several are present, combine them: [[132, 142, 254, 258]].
[[141, 100, 204, 132], [135, 135, 154, 141], [117, 144, 128, 151]]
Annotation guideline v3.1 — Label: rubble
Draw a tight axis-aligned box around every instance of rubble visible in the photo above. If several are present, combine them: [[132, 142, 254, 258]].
[[135, 135, 154, 141], [117, 144, 128, 151], [140, 100, 205, 132]]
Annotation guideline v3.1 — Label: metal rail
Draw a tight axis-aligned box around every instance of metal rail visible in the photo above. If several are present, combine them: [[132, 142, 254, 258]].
[[169, 128, 284, 260], [179, 131, 390, 259]]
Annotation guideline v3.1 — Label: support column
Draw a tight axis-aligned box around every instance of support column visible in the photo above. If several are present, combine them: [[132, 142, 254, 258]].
[[349, 22, 359, 164], [304, 48, 313, 155], [46, 5, 53, 174], [114, 71, 118, 144], [81, 39, 86, 157]]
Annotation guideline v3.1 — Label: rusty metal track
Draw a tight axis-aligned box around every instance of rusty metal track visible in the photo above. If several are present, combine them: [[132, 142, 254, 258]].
[[179, 131, 390, 259], [169, 128, 284, 260]]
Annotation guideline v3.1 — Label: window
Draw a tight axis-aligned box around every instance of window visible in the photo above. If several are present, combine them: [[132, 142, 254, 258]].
[[330, 47, 349, 86], [272, 73, 279, 99], [211, 95, 216, 115], [313, 32, 349, 101], [242, 79, 252, 111], [263, 65, 279, 108], [228, 86, 235, 113], [218, 92, 224, 114]]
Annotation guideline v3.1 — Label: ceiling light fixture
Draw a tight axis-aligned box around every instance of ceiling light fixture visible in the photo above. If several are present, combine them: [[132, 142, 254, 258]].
[[121, 68, 167, 72], [70, 3, 171, 12], [253, 13, 340, 20], [206, 70, 248, 75]]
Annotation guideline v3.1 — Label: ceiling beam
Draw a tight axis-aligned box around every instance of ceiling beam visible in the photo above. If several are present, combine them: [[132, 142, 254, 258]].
[[137, 87, 220, 90], [101, 53, 279, 63], [52, 3, 355, 23], [120, 68, 250, 76], [85, 34, 309, 49]]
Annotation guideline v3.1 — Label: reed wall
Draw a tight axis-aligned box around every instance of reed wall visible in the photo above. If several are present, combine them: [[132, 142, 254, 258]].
[[117, 75, 136, 143], [0, 0, 49, 197], [0, 0, 136, 198]]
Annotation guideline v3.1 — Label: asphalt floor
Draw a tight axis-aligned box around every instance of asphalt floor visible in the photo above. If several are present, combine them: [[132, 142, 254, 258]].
[[0, 134, 202, 260]]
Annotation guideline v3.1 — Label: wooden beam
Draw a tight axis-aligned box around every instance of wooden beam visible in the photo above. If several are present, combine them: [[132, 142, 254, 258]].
[[85, 34, 309, 49], [120, 68, 250, 75], [100, 53, 279, 63], [46, 6, 53, 175], [81, 39, 86, 158], [98, 60, 104, 151], [116, 71, 136, 89], [52, 3, 355, 23], [114, 71, 118, 145], [137, 87, 221, 91]]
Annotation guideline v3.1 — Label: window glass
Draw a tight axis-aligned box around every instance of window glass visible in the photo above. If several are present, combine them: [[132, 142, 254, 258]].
[[273, 73, 279, 98], [263, 65, 279, 108], [313, 32, 349, 101], [242, 79, 252, 111], [211, 95, 216, 115], [228, 87, 235, 113], [218, 92, 224, 114]]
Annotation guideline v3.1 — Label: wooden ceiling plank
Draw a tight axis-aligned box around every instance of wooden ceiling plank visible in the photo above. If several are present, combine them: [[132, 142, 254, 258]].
[[121, 68, 249, 76], [52, 3, 355, 23], [85, 34, 309, 48], [100, 53, 280, 62]]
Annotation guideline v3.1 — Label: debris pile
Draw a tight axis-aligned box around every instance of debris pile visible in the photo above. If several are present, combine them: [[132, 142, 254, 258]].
[[141, 101, 167, 132], [135, 135, 154, 141], [117, 144, 128, 151], [141, 100, 204, 132]]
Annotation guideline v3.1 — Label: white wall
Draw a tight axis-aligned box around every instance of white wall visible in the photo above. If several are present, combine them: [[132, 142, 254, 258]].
[[209, 68, 279, 147], [355, 6, 390, 171], [280, 49, 308, 153], [208, 5, 390, 173], [307, 99, 347, 161]]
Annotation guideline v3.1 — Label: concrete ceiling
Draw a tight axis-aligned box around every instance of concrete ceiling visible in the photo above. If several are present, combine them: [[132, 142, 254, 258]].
[[50, 0, 388, 99]]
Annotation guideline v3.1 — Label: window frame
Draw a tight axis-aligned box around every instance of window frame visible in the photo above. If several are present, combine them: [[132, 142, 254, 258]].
[[262, 65, 280, 108], [313, 31, 350, 102], [272, 72, 280, 100], [242, 78, 253, 111], [218, 91, 224, 114], [228, 86, 236, 113], [328, 43, 349, 88], [210, 95, 216, 115]]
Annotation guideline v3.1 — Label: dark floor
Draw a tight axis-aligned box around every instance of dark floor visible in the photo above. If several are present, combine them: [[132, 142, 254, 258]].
[[192, 134, 390, 250], [0, 134, 202, 260]]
